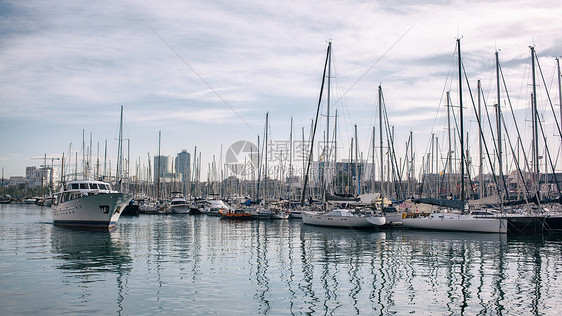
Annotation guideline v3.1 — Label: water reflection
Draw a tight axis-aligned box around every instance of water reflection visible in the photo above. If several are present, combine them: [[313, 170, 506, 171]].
[[50, 226, 131, 313], [2, 203, 558, 315], [51, 226, 131, 276]]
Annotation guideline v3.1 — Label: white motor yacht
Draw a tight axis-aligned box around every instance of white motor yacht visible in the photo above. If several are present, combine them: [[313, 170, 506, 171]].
[[169, 192, 190, 214], [52, 179, 132, 229]]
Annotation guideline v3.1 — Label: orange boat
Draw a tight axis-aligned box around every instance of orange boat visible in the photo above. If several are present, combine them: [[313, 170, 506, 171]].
[[219, 208, 252, 220]]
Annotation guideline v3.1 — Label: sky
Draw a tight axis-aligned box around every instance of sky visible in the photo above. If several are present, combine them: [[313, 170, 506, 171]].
[[1, 0, 561, 180]]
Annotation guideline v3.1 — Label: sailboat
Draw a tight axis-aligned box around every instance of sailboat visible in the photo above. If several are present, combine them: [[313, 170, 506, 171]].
[[401, 39, 507, 234], [302, 207, 385, 227], [299, 41, 385, 228]]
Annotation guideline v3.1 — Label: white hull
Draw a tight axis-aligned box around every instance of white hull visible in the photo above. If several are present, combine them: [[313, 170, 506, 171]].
[[402, 214, 507, 233], [302, 210, 385, 228], [271, 210, 289, 219], [383, 212, 404, 225], [170, 205, 191, 214], [289, 210, 302, 219], [367, 216, 386, 226], [53, 193, 131, 229]]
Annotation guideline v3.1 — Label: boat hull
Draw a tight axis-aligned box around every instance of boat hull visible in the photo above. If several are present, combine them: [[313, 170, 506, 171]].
[[302, 211, 380, 228], [53, 193, 132, 229], [402, 215, 507, 233], [219, 209, 252, 220], [170, 205, 191, 214]]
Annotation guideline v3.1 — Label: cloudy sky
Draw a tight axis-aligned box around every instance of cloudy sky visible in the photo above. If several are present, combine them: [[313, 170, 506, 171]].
[[1, 0, 561, 180]]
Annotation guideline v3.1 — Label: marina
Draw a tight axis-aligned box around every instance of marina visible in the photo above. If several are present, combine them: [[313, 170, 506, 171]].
[[1, 203, 561, 315], [2, 1, 562, 314]]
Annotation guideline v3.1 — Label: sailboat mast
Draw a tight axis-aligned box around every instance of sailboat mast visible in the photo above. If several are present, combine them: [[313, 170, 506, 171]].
[[157, 131, 161, 200], [103, 140, 107, 181], [556, 57, 562, 152], [531, 46, 539, 194], [447, 91, 452, 197], [300, 42, 330, 205], [378, 85, 384, 196], [265, 112, 269, 199], [326, 41, 332, 184], [355, 124, 360, 195], [371, 125, 375, 194], [496, 51, 504, 199], [82, 129, 86, 178], [334, 110, 338, 193], [478, 80, 484, 199], [457, 38, 465, 205], [289, 117, 293, 200]]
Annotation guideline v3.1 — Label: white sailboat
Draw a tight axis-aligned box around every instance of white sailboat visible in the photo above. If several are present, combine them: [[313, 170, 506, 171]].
[[401, 39, 507, 234], [302, 208, 386, 228], [402, 210, 507, 233]]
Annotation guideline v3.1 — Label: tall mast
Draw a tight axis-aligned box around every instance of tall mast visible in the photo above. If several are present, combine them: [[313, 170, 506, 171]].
[[288, 117, 293, 199], [96, 142, 99, 180], [334, 110, 338, 163], [117, 106, 124, 190], [355, 124, 360, 195], [82, 129, 85, 178], [410, 131, 414, 198], [447, 91, 452, 197], [256, 135, 260, 200], [531, 46, 539, 195], [556, 57, 562, 152], [378, 85, 384, 196], [264, 112, 269, 199], [334, 110, 338, 193], [478, 80, 484, 199], [496, 51, 504, 200], [89, 133, 92, 179], [326, 41, 332, 183], [457, 38, 465, 205], [157, 131, 161, 200], [103, 140, 107, 181], [300, 42, 330, 205], [371, 125, 375, 193]]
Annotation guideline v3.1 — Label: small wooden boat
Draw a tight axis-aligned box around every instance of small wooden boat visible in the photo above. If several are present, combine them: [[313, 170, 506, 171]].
[[219, 207, 252, 220]]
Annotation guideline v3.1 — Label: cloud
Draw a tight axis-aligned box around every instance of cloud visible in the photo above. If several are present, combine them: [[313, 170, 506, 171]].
[[1, 0, 561, 177]]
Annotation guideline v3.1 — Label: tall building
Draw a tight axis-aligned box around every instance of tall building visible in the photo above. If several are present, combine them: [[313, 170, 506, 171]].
[[175, 150, 191, 182], [154, 155, 170, 183]]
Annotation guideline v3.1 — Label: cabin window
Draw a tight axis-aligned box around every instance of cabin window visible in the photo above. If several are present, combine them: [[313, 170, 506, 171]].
[[90, 183, 99, 190], [71, 183, 79, 189], [79, 183, 87, 189]]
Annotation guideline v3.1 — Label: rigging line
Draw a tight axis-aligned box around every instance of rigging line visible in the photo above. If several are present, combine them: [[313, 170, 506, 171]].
[[329, 24, 415, 112], [534, 54, 562, 142], [149, 25, 258, 136], [426, 42, 457, 158], [499, 63, 532, 176]]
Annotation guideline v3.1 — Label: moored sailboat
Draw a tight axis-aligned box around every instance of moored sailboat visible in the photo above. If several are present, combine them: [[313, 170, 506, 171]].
[[302, 207, 386, 228], [401, 39, 508, 234]]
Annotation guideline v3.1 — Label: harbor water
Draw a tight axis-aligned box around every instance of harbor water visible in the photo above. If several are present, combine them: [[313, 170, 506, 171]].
[[1, 204, 561, 315]]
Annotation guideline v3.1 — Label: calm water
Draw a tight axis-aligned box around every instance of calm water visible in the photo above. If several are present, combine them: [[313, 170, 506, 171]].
[[1, 204, 561, 315]]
